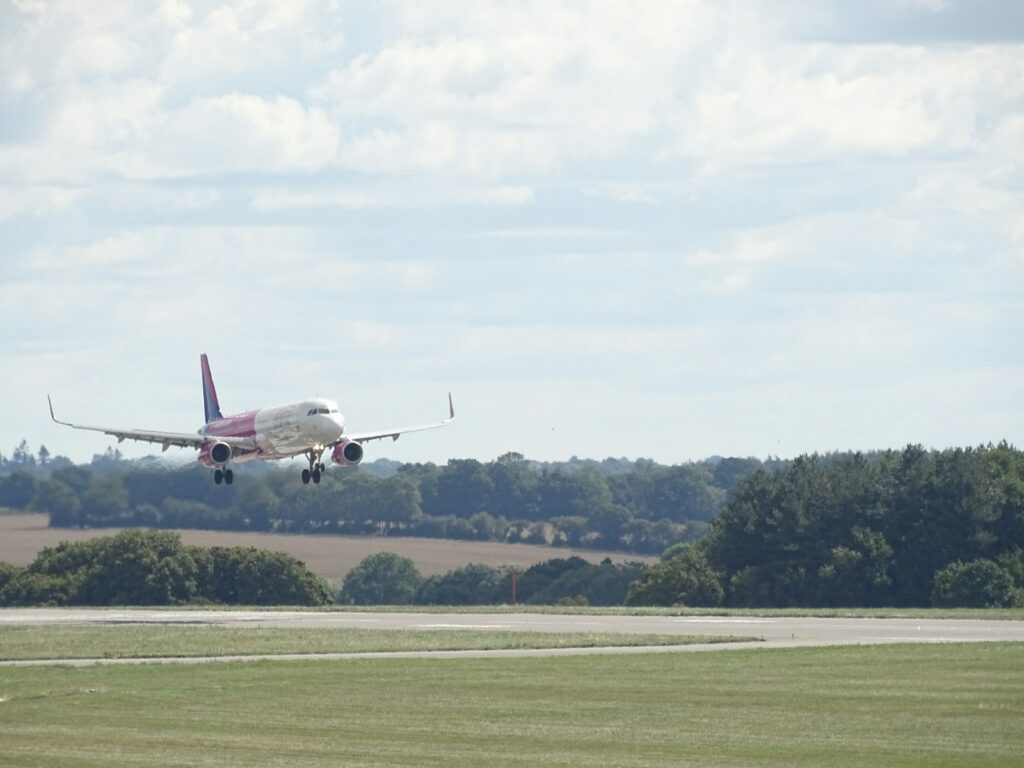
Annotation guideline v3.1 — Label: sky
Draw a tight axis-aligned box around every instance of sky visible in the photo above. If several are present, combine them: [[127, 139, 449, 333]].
[[1, 0, 1022, 467]]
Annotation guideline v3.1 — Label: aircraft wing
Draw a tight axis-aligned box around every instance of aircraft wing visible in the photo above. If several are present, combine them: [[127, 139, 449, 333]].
[[47, 396, 256, 453], [343, 393, 455, 444]]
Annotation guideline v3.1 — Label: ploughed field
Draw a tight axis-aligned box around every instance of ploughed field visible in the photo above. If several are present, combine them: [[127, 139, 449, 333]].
[[0, 514, 655, 582]]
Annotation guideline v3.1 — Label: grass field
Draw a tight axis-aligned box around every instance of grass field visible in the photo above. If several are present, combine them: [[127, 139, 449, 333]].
[[0, 643, 1021, 766], [320, 604, 1024, 620], [0, 626, 744, 661], [0, 513, 655, 582]]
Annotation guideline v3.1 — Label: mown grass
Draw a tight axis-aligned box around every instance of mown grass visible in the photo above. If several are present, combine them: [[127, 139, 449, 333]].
[[327, 604, 1024, 620], [0, 625, 745, 661], [0, 643, 1021, 767], [106, 603, 1024, 620]]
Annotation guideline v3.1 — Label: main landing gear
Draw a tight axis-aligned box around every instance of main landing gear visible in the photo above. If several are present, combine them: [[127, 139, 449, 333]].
[[214, 468, 234, 485], [301, 447, 327, 485]]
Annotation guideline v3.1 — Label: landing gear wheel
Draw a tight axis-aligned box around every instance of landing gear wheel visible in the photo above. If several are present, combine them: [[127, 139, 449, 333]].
[[318, 463, 326, 473], [301, 468, 311, 485], [312, 468, 321, 484], [224, 469, 234, 485], [214, 469, 223, 485]]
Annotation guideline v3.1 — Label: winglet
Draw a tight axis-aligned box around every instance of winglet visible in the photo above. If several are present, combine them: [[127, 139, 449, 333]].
[[47, 394, 68, 426], [447, 392, 455, 421]]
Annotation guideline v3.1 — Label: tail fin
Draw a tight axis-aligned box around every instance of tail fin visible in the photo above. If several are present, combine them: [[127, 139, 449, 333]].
[[201, 354, 224, 423]]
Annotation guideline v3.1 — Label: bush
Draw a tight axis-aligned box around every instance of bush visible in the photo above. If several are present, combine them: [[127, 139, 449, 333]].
[[0, 570, 79, 606], [625, 546, 724, 607], [0, 561, 22, 592], [523, 558, 649, 606], [416, 563, 510, 605], [0, 530, 331, 607], [931, 559, 1017, 608], [339, 552, 423, 605], [196, 546, 332, 606]]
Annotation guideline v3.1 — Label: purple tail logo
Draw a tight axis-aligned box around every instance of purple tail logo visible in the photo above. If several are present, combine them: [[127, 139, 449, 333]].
[[201, 354, 224, 424]]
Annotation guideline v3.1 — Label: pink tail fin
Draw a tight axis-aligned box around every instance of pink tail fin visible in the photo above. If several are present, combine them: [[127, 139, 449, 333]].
[[201, 354, 223, 424]]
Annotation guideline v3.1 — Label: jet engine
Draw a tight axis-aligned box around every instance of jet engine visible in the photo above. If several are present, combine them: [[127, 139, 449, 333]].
[[331, 439, 364, 467], [199, 441, 232, 468]]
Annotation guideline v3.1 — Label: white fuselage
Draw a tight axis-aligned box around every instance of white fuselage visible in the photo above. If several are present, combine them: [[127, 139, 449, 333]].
[[200, 397, 345, 462]]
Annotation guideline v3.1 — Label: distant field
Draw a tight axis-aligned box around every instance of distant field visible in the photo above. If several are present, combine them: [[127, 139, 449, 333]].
[[0, 643, 1020, 766], [0, 514, 655, 583]]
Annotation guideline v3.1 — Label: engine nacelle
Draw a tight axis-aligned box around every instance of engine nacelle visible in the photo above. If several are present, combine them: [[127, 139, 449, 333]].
[[331, 440, 364, 467], [199, 441, 232, 468]]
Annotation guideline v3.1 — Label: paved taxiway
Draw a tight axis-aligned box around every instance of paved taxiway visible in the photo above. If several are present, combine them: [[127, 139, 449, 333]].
[[1, 609, 1022, 667]]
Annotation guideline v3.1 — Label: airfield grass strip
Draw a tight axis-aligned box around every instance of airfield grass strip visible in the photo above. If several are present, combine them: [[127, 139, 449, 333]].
[[321, 604, 1024, 620], [115, 603, 1024, 620], [0, 643, 1021, 767], [0, 625, 747, 661]]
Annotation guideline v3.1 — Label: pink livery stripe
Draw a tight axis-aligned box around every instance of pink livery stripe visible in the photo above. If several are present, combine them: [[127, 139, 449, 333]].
[[204, 411, 258, 439]]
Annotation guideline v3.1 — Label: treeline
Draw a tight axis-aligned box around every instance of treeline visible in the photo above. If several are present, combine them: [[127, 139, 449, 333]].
[[0, 530, 332, 607], [5, 442, 1023, 608], [6, 451, 765, 554], [0, 530, 645, 608], [338, 552, 647, 607], [628, 444, 1024, 608]]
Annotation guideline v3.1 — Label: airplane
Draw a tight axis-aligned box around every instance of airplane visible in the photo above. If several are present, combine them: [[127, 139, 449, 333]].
[[48, 354, 454, 485]]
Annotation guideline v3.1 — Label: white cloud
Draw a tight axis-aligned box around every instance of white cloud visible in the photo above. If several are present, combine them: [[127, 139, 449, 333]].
[[250, 184, 533, 211], [683, 236, 789, 294], [676, 44, 1021, 165], [0, 185, 82, 223], [1, 1, 1022, 462], [157, 94, 339, 174]]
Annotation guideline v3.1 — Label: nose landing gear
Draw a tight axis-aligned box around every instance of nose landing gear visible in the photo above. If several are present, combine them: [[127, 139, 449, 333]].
[[301, 447, 327, 485]]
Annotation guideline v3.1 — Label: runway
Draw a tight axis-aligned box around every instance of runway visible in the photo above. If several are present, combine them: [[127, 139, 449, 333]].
[[2, 609, 1021, 667]]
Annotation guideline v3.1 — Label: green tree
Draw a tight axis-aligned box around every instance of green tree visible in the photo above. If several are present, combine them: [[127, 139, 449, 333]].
[[80, 474, 130, 525], [0, 571, 77, 606], [625, 546, 724, 607], [536, 469, 612, 520], [524, 558, 649, 606], [30, 530, 199, 605], [416, 563, 510, 605], [434, 459, 494, 518], [375, 476, 423, 528], [33, 479, 82, 528], [931, 559, 1017, 608], [194, 546, 330, 606], [0, 562, 22, 592], [710, 457, 763, 496], [339, 552, 423, 605], [589, 504, 634, 548], [487, 452, 539, 520], [550, 516, 589, 547], [234, 480, 279, 531], [0, 471, 36, 509]]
